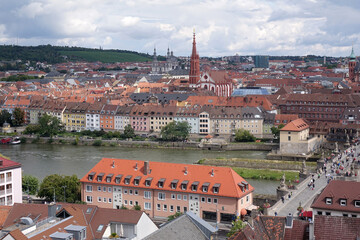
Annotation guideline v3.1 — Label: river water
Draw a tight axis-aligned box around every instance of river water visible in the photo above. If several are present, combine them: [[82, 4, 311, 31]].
[[0, 144, 278, 195]]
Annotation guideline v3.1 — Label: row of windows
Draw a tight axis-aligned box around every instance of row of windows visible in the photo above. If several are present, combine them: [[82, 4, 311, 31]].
[[156, 203, 186, 212]]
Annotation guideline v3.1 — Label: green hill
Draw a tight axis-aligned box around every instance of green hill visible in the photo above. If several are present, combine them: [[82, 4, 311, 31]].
[[0, 45, 152, 64]]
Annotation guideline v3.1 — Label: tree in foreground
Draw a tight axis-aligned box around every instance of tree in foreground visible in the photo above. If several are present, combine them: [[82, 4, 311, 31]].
[[227, 219, 246, 237], [123, 124, 135, 138], [161, 121, 191, 141], [271, 123, 285, 138], [38, 114, 63, 137], [22, 175, 39, 195], [12, 107, 25, 126], [234, 129, 256, 142], [38, 174, 81, 203]]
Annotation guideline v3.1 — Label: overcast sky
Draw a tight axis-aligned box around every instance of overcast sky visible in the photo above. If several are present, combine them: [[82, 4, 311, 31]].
[[1, 0, 360, 57]]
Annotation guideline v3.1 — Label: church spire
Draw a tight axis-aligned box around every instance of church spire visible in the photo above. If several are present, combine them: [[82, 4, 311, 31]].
[[189, 30, 200, 85]]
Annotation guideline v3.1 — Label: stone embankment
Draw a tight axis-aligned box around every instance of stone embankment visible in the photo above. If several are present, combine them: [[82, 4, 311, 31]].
[[198, 158, 317, 171]]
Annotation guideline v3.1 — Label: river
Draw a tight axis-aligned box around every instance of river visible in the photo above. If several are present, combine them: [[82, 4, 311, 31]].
[[0, 143, 278, 195]]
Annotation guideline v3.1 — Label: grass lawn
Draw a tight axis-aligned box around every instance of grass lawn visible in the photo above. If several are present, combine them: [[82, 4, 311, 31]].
[[232, 167, 299, 181]]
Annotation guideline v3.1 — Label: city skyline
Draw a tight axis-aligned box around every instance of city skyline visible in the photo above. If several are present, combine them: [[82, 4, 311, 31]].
[[1, 0, 360, 57]]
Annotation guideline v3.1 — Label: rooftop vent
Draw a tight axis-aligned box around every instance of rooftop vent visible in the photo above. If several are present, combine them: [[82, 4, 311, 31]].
[[184, 167, 188, 175], [211, 169, 214, 177], [112, 161, 115, 168], [135, 163, 138, 171]]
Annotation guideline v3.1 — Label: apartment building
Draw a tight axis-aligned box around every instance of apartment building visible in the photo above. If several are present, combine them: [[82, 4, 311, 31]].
[[0, 157, 22, 206], [80, 158, 255, 223], [174, 106, 201, 134], [63, 102, 89, 132], [85, 103, 103, 131], [100, 104, 119, 131], [148, 105, 176, 133], [114, 105, 132, 131]]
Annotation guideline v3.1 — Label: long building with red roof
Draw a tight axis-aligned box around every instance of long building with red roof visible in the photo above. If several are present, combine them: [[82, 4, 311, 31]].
[[0, 156, 22, 206], [80, 158, 255, 222]]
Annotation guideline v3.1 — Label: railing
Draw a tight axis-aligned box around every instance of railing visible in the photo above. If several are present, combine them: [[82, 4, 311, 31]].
[[0, 190, 5, 196], [6, 177, 12, 182], [6, 188, 12, 194], [0, 179, 4, 184]]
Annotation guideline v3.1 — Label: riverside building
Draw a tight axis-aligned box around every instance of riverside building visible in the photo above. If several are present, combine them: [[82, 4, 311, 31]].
[[80, 158, 255, 223]]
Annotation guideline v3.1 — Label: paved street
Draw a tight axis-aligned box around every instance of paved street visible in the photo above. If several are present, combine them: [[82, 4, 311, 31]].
[[269, 144, 358, 217]]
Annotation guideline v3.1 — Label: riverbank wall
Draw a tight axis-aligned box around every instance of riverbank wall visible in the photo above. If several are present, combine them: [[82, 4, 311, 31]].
[[11, 135, 278, 151], [198, 158, 317, 172]]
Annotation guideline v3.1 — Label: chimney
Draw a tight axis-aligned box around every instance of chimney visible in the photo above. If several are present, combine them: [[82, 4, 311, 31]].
[[211, 169, 214, 177], [184, 167, 188, 175], [285, 213, 293, 228], [135, 163, 138, 171], [48, 203, 57, 218], [144, 161, 149, 175], [112, 161, 115, 168]]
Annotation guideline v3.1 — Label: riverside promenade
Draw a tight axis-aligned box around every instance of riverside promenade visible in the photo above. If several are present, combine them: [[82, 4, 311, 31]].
[[269, 144, 358, 217]]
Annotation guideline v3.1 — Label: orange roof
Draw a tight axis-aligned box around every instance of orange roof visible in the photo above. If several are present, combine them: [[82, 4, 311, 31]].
[[281, 118, 309, 132], [80, 158, 254, 199]]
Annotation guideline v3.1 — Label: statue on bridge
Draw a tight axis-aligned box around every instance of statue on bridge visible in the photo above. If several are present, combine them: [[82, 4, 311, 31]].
[[279, 173, 286, 189], [300, 160, 307, 174]]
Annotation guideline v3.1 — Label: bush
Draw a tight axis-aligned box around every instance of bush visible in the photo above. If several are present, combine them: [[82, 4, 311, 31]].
[[47, 138, 54, 144], [133, 205, 141, 211], [20, 137, 27, 143], [32, 136, 40, 143], [109, 142, 117, 147], [59, 139, 66, 144], [93, 140, 102, 146]]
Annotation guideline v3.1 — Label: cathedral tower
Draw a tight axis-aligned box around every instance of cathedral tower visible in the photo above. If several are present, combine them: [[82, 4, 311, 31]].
[[189, 31, 200, 85]]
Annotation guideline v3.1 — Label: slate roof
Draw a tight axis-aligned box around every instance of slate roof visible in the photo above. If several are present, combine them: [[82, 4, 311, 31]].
[[144, 211, 216, 240]]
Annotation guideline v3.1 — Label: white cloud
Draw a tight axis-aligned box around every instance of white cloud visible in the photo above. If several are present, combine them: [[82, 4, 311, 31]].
[[0, 0, 359, 56]]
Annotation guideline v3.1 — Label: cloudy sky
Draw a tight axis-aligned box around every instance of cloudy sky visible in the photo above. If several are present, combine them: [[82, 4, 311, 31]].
[[1, 0, 360, 57]]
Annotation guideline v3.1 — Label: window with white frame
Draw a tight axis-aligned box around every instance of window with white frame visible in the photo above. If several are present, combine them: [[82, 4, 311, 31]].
[[177, 194, 181, 200], [144, 202, 151, 210], [108, 187, 112, 192], [170, 205, 174, 212], [97, 186, 101, 191], [144, 191, 151, 199], [98, 197, 101, 202], [157, 204, 161, 211], [213, 198, 218, 204], [158, 192, 166, 200], [134, 190, 138, 195], [326, 197, 332, 205], [163, 204, 167, 211], [86, 196, 92, 203], [183, 195, 187, 201], [340, 199, 347, 206], [171, 194, 175, 199], [86, 185, 92, 192], [355, 200, 360, 207]]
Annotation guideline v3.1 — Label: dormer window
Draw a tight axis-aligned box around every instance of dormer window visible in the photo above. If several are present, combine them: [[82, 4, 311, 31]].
[[106, 174, 113, 183], [97, 173, 104, 182], [145, 177, 153, 186], [326, 197, 332, 205], [355, 200, 360, 207], [213, 183, 221, 193], [238, 183, 245, 192], [158, 178, 165, 188], [134, 176, 141, 186], [124, 175, 132, 185], [115, 174, 122, 184], [340, 199, 347, 206], [181, 180, 189, 190], [242, 181, 249, 190], [171, 180, 179, 189], [202, 182, 210, 192], [191, 181, 199, 191], [88, 172, 95, 181]]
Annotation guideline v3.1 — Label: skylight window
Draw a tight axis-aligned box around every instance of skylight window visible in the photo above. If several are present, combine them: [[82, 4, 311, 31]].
[[97, 225, 104, 232]]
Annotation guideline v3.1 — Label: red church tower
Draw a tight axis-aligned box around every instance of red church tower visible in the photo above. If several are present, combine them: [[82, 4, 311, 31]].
[[189, 31, 200, 85], [349, 46, 357, 82]]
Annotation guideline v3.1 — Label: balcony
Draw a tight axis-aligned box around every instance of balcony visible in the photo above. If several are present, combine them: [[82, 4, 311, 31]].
[[6, 177, 12, 182], [0, 179, 4, 184], [6, 188, 12, 194], [0, 190, 5, 196]]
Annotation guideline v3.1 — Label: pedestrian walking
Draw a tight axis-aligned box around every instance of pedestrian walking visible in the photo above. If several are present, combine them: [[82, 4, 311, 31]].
[[281, 196, 285, 203], [275, 212, 278, 216]]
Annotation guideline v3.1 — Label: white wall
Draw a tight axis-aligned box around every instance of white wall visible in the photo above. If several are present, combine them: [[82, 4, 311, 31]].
[[12, 167, 22, 204], [135, 212, 158, 240]]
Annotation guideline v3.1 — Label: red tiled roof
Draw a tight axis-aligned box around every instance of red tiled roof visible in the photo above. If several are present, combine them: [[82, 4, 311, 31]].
[[80, 158, 254, 199], [311, 180, 360, 213], [0, 157, 21, 171], [314, 215, 360, 240], [280, 118, 309, 132]]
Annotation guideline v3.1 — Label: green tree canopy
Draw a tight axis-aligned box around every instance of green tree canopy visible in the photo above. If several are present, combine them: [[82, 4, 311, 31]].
[[38, 174, 81, 203], [38, 114, 63, 137], [234, 129, 256, 142], [227, 219, 246, 237], [161, 121, 191, 142], [0, 110, 12, 127], [271, 123, 285, 137], [12, 107, 25, 126], [123, 124, 135, 139], [22, 175, 39, 195]]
